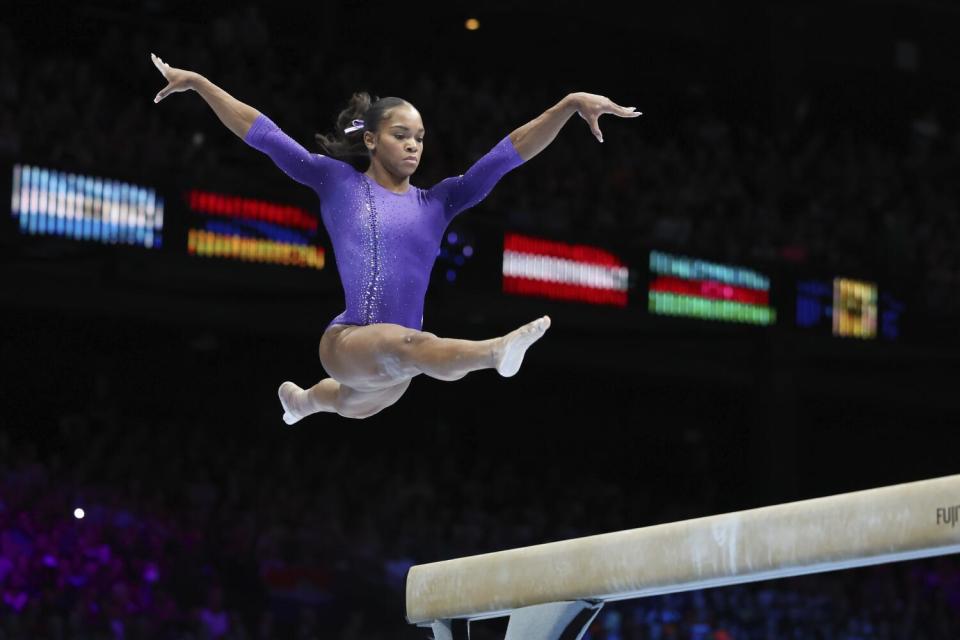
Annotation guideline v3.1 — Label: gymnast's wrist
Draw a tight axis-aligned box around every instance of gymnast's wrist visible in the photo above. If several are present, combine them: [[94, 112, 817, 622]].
[[189, 73, 209, 92], [561, 93, 582, 114]]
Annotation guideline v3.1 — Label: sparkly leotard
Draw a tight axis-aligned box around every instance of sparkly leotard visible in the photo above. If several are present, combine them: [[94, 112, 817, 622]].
[[243, 113, 525, 331]]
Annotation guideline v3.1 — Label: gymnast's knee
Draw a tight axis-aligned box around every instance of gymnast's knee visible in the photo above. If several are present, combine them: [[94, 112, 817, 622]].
[[336, 380, 410, 419], [337, 405, 378, 420], [401, 330, 437, 344], [391, 330, 438, 359], [332, 385, 370, 419]]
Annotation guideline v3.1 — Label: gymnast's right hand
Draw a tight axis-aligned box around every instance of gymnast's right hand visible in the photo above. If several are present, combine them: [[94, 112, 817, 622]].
[[151, 52, 202, 103]]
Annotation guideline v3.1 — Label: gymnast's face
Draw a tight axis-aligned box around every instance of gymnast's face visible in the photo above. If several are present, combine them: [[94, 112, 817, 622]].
[[366, 104, 425, 177]]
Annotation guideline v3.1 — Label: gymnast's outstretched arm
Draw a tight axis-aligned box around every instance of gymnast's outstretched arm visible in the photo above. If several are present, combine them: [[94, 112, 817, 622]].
[[508, 92, 641, 161], [151, 52, 260, 139], [151, 52, 347, 195], [432, 92, 642, 223]]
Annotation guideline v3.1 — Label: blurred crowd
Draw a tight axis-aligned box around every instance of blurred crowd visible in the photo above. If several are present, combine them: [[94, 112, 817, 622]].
[[1, 367, 959, 640], [2, 4, 960, 314], [2, 5, 960, 638]]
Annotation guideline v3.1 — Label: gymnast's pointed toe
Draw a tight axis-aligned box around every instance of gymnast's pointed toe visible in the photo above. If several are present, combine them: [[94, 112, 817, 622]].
[[495, 315, 551, 377], [278, 381, 303, 425]]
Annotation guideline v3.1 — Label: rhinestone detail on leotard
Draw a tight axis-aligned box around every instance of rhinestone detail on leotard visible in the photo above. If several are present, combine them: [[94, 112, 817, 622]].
[[358, 178, 385, 324], [241, 113, 524, 331]]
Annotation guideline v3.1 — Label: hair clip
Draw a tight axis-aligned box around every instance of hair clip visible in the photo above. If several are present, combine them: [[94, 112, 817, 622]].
[[343, 119, 365, 134]]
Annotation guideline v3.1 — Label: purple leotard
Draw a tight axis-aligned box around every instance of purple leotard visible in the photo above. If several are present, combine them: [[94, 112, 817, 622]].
[[243, 113, 525, 331]]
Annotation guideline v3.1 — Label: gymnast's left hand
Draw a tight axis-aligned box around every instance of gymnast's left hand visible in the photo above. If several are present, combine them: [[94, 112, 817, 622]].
[[567, 92, 641, 143]]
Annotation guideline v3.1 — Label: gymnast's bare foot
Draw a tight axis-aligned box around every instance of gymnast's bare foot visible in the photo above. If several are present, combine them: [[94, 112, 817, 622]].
[[493, 315, 551, 377], [278, 381, 307, 425]]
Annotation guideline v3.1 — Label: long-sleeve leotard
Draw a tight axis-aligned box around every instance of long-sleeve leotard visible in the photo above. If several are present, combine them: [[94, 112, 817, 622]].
[[242, 113, 525, 331]]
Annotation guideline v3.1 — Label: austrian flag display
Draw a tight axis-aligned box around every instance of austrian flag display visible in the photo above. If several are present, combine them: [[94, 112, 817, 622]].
[[502, 233, 629, 307], [648, 251, 776, 325]]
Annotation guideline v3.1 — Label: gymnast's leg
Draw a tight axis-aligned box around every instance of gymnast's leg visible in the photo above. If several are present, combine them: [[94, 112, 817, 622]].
[[318, 315, 552, 392], [277, 377, 412, 424], [278, 316, 551, 424], [277, 377, 340, 424]]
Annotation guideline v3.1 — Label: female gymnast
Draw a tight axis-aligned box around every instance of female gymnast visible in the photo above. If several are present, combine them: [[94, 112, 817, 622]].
[[151, 52, 641, 422]]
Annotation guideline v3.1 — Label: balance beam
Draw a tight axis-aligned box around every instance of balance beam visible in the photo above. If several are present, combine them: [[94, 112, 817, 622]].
[[406, 474, 960, 640]]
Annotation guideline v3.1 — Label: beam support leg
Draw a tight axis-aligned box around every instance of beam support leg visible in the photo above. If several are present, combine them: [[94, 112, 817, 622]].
[[425, 601, 602, 640], [504, 600, 604, 640], [428, 618, 469, 640]]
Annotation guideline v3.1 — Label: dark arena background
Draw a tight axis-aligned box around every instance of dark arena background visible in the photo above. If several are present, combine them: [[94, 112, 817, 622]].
[[2, 1, 960, 638]]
